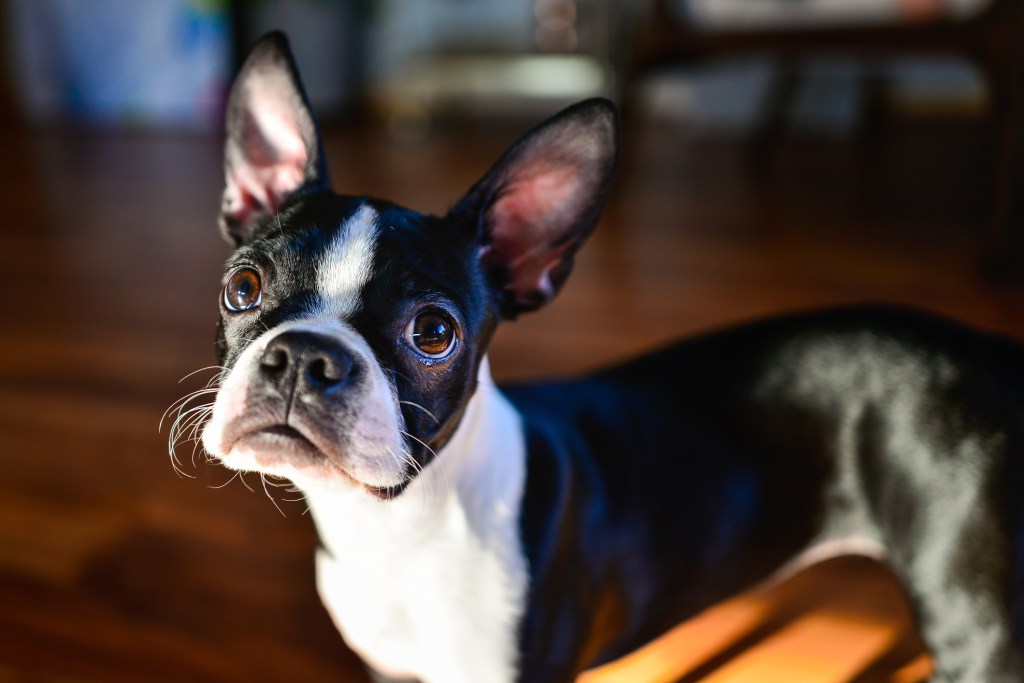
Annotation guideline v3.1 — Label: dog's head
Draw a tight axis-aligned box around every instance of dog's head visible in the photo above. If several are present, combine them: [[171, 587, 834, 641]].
[[201, 32, 617, 499]]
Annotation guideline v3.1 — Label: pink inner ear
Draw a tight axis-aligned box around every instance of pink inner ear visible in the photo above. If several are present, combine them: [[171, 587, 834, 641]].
[[223, 76, 311, 226], [487, 161, 582, 301], [248, 107, 308, 205]]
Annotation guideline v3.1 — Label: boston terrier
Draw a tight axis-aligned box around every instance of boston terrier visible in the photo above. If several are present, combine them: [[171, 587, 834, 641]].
[[190, 32, 1024, 683]]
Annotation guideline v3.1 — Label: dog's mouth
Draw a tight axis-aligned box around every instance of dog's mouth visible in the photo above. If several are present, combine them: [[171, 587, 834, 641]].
[[226, 422, 407, 499], [363, 480, 409, 500], [258, 423, 312, 444], [233, 423, 323, 466]]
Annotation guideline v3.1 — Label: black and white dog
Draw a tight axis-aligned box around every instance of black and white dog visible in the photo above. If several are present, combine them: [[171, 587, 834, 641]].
[[194, 32, 1024, 682]]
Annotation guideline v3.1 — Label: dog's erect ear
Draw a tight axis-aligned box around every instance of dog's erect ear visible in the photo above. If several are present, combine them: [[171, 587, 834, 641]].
[[219, 32, 329, 245], [450, 98, 617, 319]]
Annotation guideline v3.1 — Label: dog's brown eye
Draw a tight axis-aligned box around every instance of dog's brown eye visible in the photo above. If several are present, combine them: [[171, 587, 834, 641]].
[[224, 268, 262, 312], [405, 311, 457, 359]]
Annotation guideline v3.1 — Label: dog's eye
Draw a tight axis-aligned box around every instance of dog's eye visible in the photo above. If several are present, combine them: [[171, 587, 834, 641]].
[[224, 268, 262, 312], [405, 311, 457, 359]]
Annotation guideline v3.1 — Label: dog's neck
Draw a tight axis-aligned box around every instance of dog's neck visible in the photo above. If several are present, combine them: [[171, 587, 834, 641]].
[[438, 357, 527, 518], [302, 356, 527, 535], [302, 357, 530, 683]]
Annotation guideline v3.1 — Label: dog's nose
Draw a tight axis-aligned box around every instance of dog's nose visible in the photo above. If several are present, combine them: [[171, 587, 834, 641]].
[[260, 331, 355, 394]]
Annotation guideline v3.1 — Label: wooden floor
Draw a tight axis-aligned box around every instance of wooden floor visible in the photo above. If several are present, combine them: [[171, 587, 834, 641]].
[[1, 107, 1022, 682]]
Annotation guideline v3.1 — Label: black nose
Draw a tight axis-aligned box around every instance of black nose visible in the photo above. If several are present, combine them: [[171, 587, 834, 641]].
[[260, 331, 355, 394]]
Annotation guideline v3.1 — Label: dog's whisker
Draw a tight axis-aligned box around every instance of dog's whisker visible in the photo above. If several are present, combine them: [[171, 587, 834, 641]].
[[261, 473, 288, 518], [397, 432, 451, 505], [162, 398, 216, 444], [184, 415, 211, 444], [399, 400, 440, 424], [209, 468, 243, 490], [168, 412, 212, 457], [401, 431, 449, 498], [384, 445, 419, 509], [276, 210, 286, 241], [204, 373, 227, 390], [237, 471, 255, 493], [254, 318, 274, 335], [166, 400, 215, 478], [189, 437, 206, 470], [161, 388, 212, 417], [168, 457, 196, 479], [397, 436, 434, 499], [177, 365, 229, 385], [400, 430, 439, 461], [168, 406, 214, 451], [393, 444, 434, 511], [162, 369, 223, 473], [392, 446, 433, 518], [160, 388, 219, 431], [173, 403, 213, 432], [385, 445, 406, 481]]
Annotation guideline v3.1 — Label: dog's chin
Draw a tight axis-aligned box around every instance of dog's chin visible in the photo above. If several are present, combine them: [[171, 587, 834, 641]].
[[223, 425, 408, 500]]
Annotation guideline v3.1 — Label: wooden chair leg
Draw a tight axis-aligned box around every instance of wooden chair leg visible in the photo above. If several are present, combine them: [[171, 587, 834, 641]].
[[979, 35, 1024, 280], [746, 59, 802, 177]]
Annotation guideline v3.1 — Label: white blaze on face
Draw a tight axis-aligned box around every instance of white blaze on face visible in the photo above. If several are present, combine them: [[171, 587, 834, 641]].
[[317, 203, 380, 318]]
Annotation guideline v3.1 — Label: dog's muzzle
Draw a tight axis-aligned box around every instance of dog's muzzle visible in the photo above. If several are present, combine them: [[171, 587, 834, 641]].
[[204, 321, 407, 494]]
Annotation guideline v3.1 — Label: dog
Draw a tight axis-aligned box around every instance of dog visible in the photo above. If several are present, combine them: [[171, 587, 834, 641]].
[[192, 32, 1024, 682]]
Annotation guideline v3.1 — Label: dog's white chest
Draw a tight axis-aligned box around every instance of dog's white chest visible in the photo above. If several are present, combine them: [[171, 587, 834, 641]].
[[303, 381, 528, 683]]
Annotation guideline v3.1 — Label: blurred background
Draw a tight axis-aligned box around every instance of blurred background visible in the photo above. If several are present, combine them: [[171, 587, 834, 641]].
[[1, 0, 1023, 681]]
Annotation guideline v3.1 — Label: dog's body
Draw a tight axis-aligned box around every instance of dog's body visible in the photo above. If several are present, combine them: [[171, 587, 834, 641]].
[[508, 307, 1024, 682], [194, 33, 1024, 683]]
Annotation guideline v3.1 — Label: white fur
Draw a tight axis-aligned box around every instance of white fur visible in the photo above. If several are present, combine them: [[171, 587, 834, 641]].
[[317, 204, 379, 318], [305, 359, 529, 683]]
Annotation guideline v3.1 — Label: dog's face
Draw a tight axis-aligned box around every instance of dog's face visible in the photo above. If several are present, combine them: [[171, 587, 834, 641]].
[[201, 32, 617, 499]]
